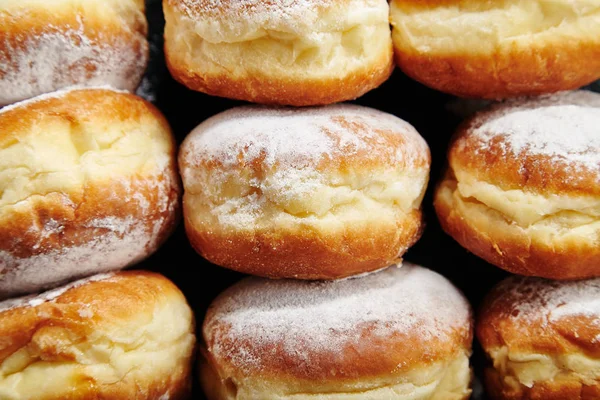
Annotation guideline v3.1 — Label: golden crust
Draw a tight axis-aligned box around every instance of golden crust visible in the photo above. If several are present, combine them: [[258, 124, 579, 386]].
[[185, 209, 422, 280], [204, 320, 471, 383], [166, 50, 393, 106], [0, 88, 181, 297], [390, 0, 600, 99], [434, 179, 600, 280], [0, 271, 195, 400], [201, 265, 473, 396], [477, 277, 600, 399], [448, 117, 600, 198], [179, 105, 430, 280], [0, 1, 148, 105], [395, 44, 600, 100]]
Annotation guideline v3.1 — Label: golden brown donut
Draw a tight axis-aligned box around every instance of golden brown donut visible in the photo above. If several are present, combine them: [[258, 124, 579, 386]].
[[0, 87, 180, 299], [201, 263, 473, 399], [0, 271, 196, 400], [435, 90, 600, 280], [390, 0, 600, 99], [179, 105, 431, 280], [163, 0, 393, 106], [0, 0, 148, 106], [478, 276, 600, 400]]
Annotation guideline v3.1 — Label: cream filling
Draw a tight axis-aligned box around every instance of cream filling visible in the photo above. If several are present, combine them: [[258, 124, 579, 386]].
[[164, 5, 392, 78], [440, 173, 600, 243], [489, 347, 600, 389], [0, 112, 172, 213], [186, 168, 429, 231], [0, 295, 195, 399], [390, 0, 600, 55], [202, 352, 471, 400]]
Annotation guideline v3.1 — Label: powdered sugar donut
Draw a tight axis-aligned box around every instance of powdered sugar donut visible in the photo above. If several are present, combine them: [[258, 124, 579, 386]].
[[390, 0, 600, 99], [0, 271, 195, 399], [201, 263, 473, 399], [0, 87, 180, 299], [435, 90, 600, 280], [179, 105, 431, 280], [163, 0, 393, 106], [478, 276, 600, 399], [0, 0, 148, 106]]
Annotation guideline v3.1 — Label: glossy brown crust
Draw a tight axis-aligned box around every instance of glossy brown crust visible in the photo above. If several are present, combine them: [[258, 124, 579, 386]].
[[0, 271, 193, 400], [448, 116, 600, 197], [166, 50, 394, 106], [203, 311, 472, 383], [477, 277, 600, 399], [484, 367, 600, 400], [185, 209, 423, 280], [394, 34, 600, 99], [0, 89, 181, 292], [433, 182, 600, 280], [0, 3, 148, 96]]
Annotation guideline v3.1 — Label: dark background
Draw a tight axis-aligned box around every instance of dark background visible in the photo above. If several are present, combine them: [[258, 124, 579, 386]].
[[140, 1, 600, 398]]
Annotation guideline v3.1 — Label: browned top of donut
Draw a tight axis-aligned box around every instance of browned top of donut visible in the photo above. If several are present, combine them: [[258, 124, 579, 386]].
[[0, 271, 187, 364], [478, 276, 600, 358], [203, 264, 472, 381], [0, 87, 168, 141], [448, 91, 600, 196]]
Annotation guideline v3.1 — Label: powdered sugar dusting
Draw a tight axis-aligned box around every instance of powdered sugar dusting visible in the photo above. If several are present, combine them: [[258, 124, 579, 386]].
[[469, 91, 600, 180], [493, 276, 600, 328], [0, 14, 146, 106], [0, 272, 115, 313], [0, 172, 178, 300], [204, 263, 470, 372], [174, 0, 321, 32], [0, 85, 128, 116], [183, 104, 426, 170]]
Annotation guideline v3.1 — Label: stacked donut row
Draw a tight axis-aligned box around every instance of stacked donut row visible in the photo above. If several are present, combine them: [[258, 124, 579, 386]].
[[3, 0, 599, 106], [0, 2, 198, 398], [163, 0, 600, 104]]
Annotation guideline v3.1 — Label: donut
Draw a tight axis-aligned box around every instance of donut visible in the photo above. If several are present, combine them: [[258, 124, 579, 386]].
[[0, 0, 148, 106], [0, 87, 180, 299], [163, 0, 393, 106], [201, 263, 473, 399], [179, 105, 430, 280], [478, 276, 600, 400], [0, 271, 196, 399], [389, 1, 600, 99], [435, 91, 600, 280]]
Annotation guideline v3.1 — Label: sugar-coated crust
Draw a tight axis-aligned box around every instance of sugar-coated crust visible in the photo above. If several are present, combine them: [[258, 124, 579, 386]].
[[0, 271, 196, 400], [163, 0, 393, 106], [477, 276, 600, 399], [390, 0, 600, 99], [185, 209, 422, 280], [448, 93, 600, 197], [0, 88, 180, 298], [0, 0, 148, 105], [179, 105, 430, 279], [201, 264, 473, 397]]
